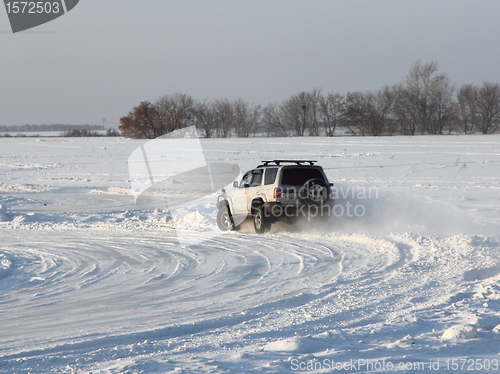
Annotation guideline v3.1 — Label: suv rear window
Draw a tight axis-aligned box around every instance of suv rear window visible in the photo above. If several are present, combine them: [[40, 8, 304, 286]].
[[280, 167, 324, 186]]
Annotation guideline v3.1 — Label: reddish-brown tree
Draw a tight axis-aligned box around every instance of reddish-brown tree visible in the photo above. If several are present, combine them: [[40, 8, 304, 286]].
[[119, 101, 159, 139]]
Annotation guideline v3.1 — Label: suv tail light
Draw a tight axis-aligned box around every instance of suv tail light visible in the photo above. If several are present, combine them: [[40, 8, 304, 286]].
[[273, 187, 281, 199]]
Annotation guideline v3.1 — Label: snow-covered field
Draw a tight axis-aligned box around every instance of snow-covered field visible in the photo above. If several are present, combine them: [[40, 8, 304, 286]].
[[1, 135, 500, 373]]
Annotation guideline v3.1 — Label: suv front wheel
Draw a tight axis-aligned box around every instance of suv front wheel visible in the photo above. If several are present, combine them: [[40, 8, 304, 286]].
[[217, 205, 234, 231]]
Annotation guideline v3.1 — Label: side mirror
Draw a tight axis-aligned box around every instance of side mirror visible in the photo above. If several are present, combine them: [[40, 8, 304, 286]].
[[233, 181, 239, 188]]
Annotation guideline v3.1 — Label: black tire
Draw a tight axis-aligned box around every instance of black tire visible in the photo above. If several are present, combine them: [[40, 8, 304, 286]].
[[217, 206, 234, 231], [253, 205, 270, 234], [299, 178, 329, 206]]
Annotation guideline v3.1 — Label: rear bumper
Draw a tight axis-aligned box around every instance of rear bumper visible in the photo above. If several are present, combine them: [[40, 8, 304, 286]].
[[263, 199, 335, 219]]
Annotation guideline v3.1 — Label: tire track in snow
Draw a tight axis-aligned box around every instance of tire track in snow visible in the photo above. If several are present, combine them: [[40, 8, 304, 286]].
[[0, 228, 420, 365], [0, 229, 437, 374], [0, 229, 342, 357]]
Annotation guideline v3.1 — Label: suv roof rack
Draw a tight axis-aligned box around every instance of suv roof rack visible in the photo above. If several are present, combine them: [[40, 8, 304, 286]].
[[258, 160, 317, 167]]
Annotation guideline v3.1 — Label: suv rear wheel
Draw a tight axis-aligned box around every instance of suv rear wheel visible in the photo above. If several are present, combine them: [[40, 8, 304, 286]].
[[253, 205, 270, 234]]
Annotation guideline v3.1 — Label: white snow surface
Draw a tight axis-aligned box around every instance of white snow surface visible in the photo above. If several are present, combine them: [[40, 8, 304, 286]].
[[1, 135, 500, 373]]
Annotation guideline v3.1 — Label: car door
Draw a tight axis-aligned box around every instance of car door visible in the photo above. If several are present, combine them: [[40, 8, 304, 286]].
[[229, 172, 252, 215], [229, 170, 262, 215], [244, 169, 263, 212]]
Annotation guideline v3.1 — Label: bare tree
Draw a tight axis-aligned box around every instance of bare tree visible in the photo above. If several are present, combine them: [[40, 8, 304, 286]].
[[342, 91, 373, 136], [319, 92, 343, 136], [428, 74, 456, 134], [282, 89, 321, 136], [476, 82, 500, 134], [233, 99, 261, 137], [306, 88, 322, 136], [282, 94, 305, 136], [342, 88, 396, 136], [393, 83, 419, 135], [213, 99, 233, 138], [405, 60, 440, 134], [262, 102, 289, 137], [457, 84, 479, 134], [372, 86, 397, 136], [193, 100, 217, 138], [154, 93, 195, 134]]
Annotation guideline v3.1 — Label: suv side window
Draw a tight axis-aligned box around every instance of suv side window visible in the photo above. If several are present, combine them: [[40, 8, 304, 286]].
[[264, 168, 278, 185], [240, 173, 252, 188], [251, 170, 263, 186]]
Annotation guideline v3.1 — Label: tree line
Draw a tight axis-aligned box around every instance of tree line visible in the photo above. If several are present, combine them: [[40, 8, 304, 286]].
[[61, 129, 120, 137], [1, 128, 121, 138], [0, 124, 104, 132], [119, 60, 500, 139]]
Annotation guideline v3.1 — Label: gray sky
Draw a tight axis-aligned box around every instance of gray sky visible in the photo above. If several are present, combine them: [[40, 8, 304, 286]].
[[1, 0, 499, 128]]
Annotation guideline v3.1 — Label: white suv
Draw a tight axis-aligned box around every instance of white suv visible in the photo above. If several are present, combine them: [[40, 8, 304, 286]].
[[217, 160, 334, 233]]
